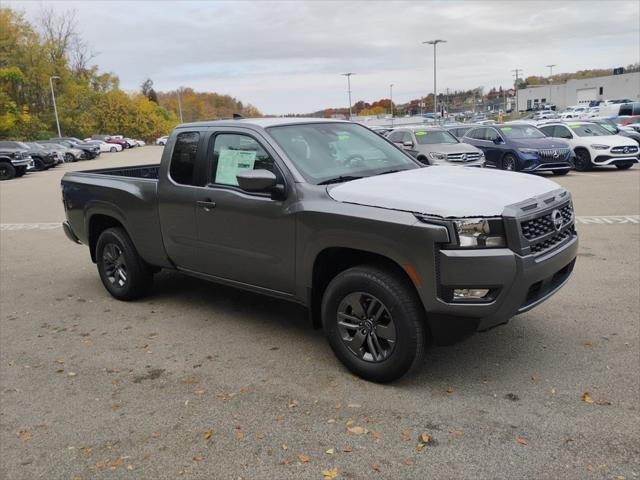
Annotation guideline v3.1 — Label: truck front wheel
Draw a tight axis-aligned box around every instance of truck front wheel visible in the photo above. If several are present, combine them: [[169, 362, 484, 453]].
[[96, 227, 153, 300], [322, 265, 426, 382]]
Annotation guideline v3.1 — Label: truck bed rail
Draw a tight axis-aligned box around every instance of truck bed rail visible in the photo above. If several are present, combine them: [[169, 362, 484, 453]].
[[79, 164, 160, 180]]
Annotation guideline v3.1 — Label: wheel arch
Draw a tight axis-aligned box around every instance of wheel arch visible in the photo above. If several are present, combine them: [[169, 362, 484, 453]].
[[309, 247, 425, 330], [87, 214, 126, 263]]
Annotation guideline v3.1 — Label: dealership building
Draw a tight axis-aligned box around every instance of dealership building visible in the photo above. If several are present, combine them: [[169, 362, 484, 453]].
[[516, 72, 640, 111]]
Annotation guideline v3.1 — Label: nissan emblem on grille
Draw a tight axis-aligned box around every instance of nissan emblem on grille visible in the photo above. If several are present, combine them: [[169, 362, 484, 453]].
[[551, 209, 563, 231], [553, 150, 559, 158]]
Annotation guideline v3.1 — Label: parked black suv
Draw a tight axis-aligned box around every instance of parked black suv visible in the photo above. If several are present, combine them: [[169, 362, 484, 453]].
[[0, 141, 57, 170], [462, 124, 574, 175]]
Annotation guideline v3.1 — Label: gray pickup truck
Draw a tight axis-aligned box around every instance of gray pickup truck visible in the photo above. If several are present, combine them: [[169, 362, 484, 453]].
[[61, 118, 578, 382]]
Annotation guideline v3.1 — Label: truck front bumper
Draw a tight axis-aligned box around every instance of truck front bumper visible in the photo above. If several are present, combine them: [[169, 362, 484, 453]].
[[428, 234, 578, 337], [62, 220, 81, 244]]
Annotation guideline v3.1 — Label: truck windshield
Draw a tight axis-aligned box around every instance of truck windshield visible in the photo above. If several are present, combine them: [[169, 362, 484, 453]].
[[268, 123, 418, 184], [414, 130, 458, 145]]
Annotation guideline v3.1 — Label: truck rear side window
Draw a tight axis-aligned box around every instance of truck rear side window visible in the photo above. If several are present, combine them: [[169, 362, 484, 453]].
[[170, 132, 200, 185]]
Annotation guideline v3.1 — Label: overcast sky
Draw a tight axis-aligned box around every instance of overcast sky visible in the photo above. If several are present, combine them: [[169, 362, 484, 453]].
[[10, 0, 640, 114]]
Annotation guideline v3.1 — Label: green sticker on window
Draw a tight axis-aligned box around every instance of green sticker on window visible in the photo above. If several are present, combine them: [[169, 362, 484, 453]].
[[500, 127, 512, 132], [569, 124, 580, 129], [415, 131, 427, 136], [337, 134, 350, 141]]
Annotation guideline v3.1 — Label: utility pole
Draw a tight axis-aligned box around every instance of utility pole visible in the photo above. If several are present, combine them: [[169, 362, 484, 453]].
[[389, 83, 394, 127], [546, 64, 556, 106], [49, 76, 61, 137], [512, 68, 522, 114], [423, 39, 446, 119], [177, 87, 184, 123], [341, 73, 355, 120]]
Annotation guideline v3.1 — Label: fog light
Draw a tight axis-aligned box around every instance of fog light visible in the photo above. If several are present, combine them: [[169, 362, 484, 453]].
[[453, 288, 490, 299]]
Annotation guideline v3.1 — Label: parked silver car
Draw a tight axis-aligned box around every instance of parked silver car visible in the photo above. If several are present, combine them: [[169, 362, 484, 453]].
[[387, 127, 485, 167]]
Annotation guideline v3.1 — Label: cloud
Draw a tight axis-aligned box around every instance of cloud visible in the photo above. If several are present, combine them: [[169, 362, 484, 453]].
[[10, 0, 640, 114]]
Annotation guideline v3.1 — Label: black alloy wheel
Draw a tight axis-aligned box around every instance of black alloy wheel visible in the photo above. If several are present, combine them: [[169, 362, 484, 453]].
[[502, 154, 516, 171], [336, 292, 397, 363], [102, 243, 128, 288], [574, 149, 592, 171], [0, 162, 16, 180]]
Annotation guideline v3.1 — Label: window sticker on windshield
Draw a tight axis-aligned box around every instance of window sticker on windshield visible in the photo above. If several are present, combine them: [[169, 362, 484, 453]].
[[215, 149, 256, 186], [415, 131, 427, 136], [499, 127, 512, 132], [569, 124, 580, 129], [337, 134, 350, 141]]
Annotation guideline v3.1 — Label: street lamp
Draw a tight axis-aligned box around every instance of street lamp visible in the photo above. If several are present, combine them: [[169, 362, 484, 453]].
[[49, 76, 61, 138], [546, 64, 557, 106], [341, 73, 355, 120], [423, 39, 446, 119], [389, 83, 394, 126]]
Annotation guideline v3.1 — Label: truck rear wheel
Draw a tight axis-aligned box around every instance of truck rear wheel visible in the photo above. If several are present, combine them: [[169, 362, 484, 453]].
[[322, 265, 426, 382], [96, 227, 153, 300]]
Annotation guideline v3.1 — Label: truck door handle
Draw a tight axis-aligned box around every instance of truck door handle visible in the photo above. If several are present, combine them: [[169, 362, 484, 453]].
[[196, 199, 216, 212]]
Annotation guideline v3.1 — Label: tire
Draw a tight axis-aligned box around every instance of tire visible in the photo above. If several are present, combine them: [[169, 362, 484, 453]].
[[552, 169, 570, 176], [322, 265, 426, 383], [501, 154, 517, 171], [96, 227, 154, 300], [64, 153, 75, 163], [0, 162, 16, 180], [574, 149, 591, 171], [110, 147, 117, 153], [33, 157, 45, 171], [14, 166, 27, 177], [615, 162, 634, 170]]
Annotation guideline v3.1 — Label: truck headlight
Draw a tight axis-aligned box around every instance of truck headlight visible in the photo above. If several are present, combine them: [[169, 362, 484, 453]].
[[518, 148, 539, 155], [590, 144, 609, 150], [428, 152, 447, 160], [453, 218, 506, 248]]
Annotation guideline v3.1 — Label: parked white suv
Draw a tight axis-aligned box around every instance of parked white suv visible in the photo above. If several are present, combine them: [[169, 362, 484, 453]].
[[538, 121, 638, 171], [559, 106, 587, 120]]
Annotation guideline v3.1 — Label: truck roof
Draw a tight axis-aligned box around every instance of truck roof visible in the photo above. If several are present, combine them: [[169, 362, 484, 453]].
[[175, 117, 349, 130]]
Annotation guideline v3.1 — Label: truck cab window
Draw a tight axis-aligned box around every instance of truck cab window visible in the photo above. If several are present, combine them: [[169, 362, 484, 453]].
[[169, 132, 200, 185], [210, 133, 276, 187]]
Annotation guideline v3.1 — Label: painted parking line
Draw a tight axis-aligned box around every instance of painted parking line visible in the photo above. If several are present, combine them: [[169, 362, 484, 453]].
[[2, 216, 639, 232]]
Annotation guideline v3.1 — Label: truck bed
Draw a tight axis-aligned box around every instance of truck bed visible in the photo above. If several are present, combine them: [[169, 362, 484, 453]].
[[77, 163, 160, 179], [61, 163, 169, 268]]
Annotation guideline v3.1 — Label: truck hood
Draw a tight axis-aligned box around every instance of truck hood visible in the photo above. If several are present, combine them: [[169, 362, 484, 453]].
[[328, 166, 561, 218]]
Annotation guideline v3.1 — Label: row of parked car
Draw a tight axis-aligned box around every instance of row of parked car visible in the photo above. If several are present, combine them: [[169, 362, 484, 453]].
[[0, 134, 146, 181], [372, 116, 639, 176]]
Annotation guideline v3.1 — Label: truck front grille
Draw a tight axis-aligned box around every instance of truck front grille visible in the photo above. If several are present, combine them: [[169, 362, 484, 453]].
[[446, 152, 482, 162], [521, 203, 573, 240], [504, 191, 577, 257]]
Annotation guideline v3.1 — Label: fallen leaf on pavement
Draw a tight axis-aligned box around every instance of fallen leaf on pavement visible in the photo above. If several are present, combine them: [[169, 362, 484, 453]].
[[446, 386, 454, 394], [595, 399, 612, 406], [322, 468, 338, 479], [288, 399, 298, 408], [401, 430, 411, 442], [347, 403, 361, 408], [325, 448, 335, 455], [16, 429, 32, 442], [419, 434, 431, 444], [347, 426, 367, 435], [403, 458, 414, 465], [204, 430, 214, 440], [55, 358, 65, 364], [235, 431, 245, 441], [581, 392, 594, 404], [298, 454, 310, 463], [192, 455, 205, 461], [68, 372, 77, 377], [516, 438, 528, 446], [282, 444, 288, 451], [342, 446, 353, 453], [195, 389, 205, 396], [372, 463, 381, 472]]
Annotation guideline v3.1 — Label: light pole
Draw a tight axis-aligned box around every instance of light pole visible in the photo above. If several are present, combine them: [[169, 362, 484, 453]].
[[423, 39, 446, 119], [49, 76, 61, 138], [389, 83, 394, 126], [341, 73, 354, 120], [177, 87, 184, 123], [546, 64, 556, 106]]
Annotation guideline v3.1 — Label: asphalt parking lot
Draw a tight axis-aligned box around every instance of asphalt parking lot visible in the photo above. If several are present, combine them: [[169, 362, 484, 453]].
[[1, 147, 639, 480]]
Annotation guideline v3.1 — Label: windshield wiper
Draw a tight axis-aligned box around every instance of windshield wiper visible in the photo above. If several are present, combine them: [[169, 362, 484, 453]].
[[378, 169, 405, 175], [317, 175, 363, 185]]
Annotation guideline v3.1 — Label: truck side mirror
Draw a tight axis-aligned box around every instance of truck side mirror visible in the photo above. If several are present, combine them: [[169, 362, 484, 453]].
[[236, 169, 277, 192]]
